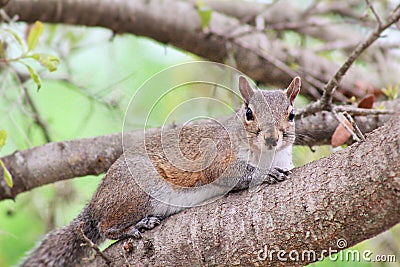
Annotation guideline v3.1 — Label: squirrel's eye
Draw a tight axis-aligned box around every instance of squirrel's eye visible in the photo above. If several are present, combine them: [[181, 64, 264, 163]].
[[246, 107, 254, 121], [288, 109, 295, 122]]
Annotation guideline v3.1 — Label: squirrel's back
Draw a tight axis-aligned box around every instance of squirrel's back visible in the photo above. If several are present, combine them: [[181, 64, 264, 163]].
[[145, 122, 236, 187]]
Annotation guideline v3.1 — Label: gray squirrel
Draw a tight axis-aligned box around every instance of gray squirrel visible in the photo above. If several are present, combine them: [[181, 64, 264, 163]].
[[21, 75, 301, 266]]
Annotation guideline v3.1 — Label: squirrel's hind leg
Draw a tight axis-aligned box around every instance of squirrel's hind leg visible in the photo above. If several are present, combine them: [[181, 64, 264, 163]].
[[101, 223, 142, 240], [100, 216, 161, 240]]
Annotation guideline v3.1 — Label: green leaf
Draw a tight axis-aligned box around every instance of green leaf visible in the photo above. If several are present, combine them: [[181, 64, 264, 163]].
[[0, 160, 13, 188], [0, 40, 6, 59], [27, 21, 44, 51], [382, 84, 399, 100], [30, 53, 60, 72], [5, 28, 24, 48], [22, 62, 42, 91], [0, 130, 6, 149], [196, 2, 213, 29]]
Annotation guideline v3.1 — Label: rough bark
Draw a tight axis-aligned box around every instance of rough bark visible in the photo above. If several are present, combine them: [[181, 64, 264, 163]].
[[186, 0, 364, 43], [1, 100, 398, 201], [87, 118, 400, 266], [3, 0, 384, 99], [0, 0, 9, 8]]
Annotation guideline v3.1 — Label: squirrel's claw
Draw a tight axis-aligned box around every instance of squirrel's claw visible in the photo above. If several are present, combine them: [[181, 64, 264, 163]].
[[125, 226, 142, 239], [265, 167, 290, 183], [135, 216, 161, 231]]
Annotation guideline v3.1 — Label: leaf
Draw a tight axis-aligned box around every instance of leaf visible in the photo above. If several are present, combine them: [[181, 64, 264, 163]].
[[0, 40, 6, 59], [349, 96, 357, 104], [22, 62, 42, 91], [0, 130, 6, 149], [27, 21, 44, 51], [376, 103, 385, 110], [382, 84, 399, 100], [357, 94, 375, 109], [30, 53, 60, 72], [331, 117, 353, 148], [196, 2, 213, 29], [0, 160, 13, 188], [5, 28, 24, 48]]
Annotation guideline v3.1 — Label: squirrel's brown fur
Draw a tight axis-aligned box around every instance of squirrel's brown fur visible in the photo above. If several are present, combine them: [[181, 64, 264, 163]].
[[21, 76, 301, 267]]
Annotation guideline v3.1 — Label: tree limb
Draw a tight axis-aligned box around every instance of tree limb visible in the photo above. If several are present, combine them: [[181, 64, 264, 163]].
[[1, 99, 398, 201], [299, 3, 400, 116], [0, 0, 9, 8], [186, 0, 365, 43], [3, 0, 386, 99], [87, 118, 400, 266]]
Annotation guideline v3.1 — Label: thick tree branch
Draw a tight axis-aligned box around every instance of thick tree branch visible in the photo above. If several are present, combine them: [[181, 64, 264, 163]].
[[186, 0, 365, 43], [87, 118, 400, 266], [1, 100, 398, 201], [0, 0, 9, 8], [0, 133, 122, 200], [3, 0, 385, 99]]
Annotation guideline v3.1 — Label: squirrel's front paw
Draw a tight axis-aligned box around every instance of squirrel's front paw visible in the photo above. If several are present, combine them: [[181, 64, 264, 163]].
[[265, 167, 291, 184]]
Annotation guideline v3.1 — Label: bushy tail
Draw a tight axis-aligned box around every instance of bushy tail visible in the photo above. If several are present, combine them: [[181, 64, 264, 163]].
[[21, 210, 103, 267]]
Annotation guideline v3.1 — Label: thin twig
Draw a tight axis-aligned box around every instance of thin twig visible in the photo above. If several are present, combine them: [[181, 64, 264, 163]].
[[334, 106, 397, 116], [9, 70, 52, 142], [78, 222, 112, 266], [343, 112, 366, 141], [321, 4, 400, 107], [332, 111, 360, 142], [365, 0, 382, 27], [21, 86, 51, 142], [299, 4, 400, 117], [253, 46, 322, 99]]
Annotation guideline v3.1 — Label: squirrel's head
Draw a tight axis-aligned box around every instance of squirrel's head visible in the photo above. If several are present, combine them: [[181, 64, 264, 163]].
[[238, 76, 301, 152]]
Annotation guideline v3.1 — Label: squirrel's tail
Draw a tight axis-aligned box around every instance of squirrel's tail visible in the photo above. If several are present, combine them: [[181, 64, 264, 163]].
[[20, 209, 104, 267]]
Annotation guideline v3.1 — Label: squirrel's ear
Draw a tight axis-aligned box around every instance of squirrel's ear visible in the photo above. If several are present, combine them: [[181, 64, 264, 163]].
[[285, 76, 301, 106], [238, 75, 255, 104]]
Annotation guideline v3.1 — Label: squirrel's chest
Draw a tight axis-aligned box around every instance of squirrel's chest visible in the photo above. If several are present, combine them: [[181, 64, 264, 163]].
[[145, 125, 236, 187]]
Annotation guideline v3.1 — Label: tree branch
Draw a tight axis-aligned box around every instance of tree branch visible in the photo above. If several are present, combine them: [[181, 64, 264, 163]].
[[186, 0, 365, 43], [87, 118, 400, 266], [3, 0, 386, 99], [1, 99, 398, 201], [0, 0, 9, 8], [300, 3, 400, 116]]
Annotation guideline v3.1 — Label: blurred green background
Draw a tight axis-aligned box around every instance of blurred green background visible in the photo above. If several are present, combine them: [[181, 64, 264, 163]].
[[0, 23, 398, 267]]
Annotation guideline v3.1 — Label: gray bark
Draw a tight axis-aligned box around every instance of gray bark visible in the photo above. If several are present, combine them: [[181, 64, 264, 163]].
[[1, 100, 398, 201], [86, 118, 400, 266], [3, 0, 385, 99]]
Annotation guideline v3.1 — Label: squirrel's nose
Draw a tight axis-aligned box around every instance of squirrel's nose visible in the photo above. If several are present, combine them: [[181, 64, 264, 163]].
[[264, 134, 278, 147], [264, 137, 277, 147]]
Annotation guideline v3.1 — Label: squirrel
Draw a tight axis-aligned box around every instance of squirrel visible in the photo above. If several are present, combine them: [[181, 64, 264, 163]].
[[20, 75, 301, 267]]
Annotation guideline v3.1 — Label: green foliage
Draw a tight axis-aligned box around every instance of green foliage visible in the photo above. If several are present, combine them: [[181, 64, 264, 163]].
[[0, 130, 7, 148], [382, 84, 399, 100], [0, 19, 398, 267], [196, 1, 213, 29], [0, 21, 59, 91], [27, 21, 44, 51], [0, 130, 12, 187], [30, 53, 59, 72], [0, 23, 192, 266], [4, 28, 24, 48], [22, 62, 42, 91], [0, 160, 12, 188]]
